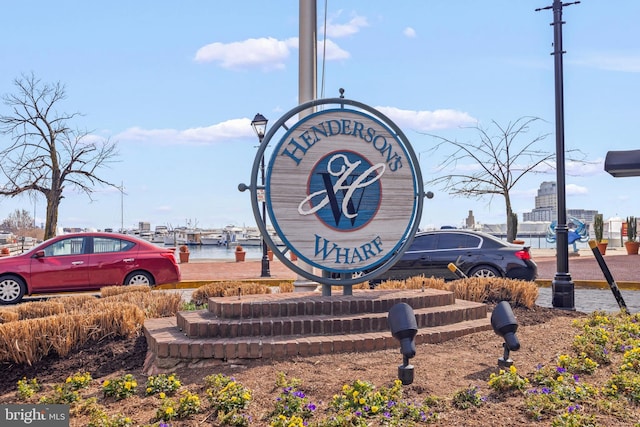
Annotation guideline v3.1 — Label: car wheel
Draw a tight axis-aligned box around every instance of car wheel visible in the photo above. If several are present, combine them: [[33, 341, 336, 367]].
[[0, 275, 26, 305], [468, 265, 501, 278], [124, 271, 154, 286]]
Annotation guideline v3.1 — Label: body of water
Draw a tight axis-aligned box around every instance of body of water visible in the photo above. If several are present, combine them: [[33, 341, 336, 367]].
[[170, 236, 588, 260], [173, 245, 271, 260]]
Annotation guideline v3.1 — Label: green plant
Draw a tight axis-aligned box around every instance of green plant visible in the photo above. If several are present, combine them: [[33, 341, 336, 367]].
[[451, 386, 485, 409], [180, 300, 207, 311], [38, 383, 81, 404], [593, 213, 604, 243], [16, 377, 40, 399], [205, 374, 252, 419], [145, 373, 182, 396], [626, 216, 637, 242], [102, 374, 138, 400], [572, 325, 611, 365], [488, 365, 529, 393], [551, 405, 597, 427], [269, 375, 316, 424], [177, 390, 201, 418], [154, 391, 203, 421], [88, 411, 135, 427], [65, 371, 93, 390], [557, 353, 599, 375]]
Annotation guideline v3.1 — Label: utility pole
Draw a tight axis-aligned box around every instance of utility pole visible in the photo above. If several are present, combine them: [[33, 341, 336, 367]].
[[536, 0, 580, 310]]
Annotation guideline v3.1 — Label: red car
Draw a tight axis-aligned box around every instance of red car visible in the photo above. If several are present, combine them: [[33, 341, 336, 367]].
[[0, 232, 181, 305]]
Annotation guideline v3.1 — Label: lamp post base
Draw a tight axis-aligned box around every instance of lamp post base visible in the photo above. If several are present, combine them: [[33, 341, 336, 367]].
[[260, 256, 271, 278], [552, 273, 575, 310]]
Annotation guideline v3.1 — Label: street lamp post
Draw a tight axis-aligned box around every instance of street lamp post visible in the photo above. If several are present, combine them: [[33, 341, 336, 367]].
[[251, 113, 270, 278], [537, 0, 580, 310]]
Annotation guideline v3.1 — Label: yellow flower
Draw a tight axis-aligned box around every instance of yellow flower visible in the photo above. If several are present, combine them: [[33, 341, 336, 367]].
[[557, 376, 564, 382], [371, 405, 379, 413], [165, 407, 174, 415], [103, 380, 110, 387], [509, 365, 517, 374], [159, 392, 166, 399], [352, 390, 359, 397], [359, 398, 365, 405]]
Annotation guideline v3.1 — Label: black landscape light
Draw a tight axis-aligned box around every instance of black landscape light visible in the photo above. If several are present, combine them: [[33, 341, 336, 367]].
[[491, 301, 520, 367], [388, 302, 418, 385], [251, 113, 270, 278]]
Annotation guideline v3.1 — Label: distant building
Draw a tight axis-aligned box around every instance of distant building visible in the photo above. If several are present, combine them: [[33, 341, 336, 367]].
[[522, 181, 556, 222], [465, 210, 475, 229], [522, 181, 597, 224]]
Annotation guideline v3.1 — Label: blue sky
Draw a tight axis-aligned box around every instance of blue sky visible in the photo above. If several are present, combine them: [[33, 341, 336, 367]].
[[0, 1, 638, 232]]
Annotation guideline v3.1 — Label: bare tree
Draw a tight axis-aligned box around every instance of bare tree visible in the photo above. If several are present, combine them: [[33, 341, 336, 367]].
[[0, 73, 119, 239], [1, 208, 34, 231], [424, 116, 583, 242]]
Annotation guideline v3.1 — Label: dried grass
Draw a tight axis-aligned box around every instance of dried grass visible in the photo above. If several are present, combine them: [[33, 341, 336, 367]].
[[0, 308, 19, 323], [374, 276, 538, 309], [279, 282, 294, 293], [13, 301, 66, 320], [100, 285, 151, 298], [190, 281, 271, 305], [0, 287, 178, 365]]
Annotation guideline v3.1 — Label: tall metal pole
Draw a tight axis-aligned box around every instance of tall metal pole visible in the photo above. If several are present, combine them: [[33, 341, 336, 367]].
[[537, 0, 579, 310], [293, 0, 319, 292], [260, 143, 270, 277]]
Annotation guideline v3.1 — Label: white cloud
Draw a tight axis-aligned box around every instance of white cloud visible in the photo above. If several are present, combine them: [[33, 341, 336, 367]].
[[572, 53, 640, 72], [319, 39, 350, 61], [194, 37, 297, 70], [194, 36, 350, 70], [116, 118, 253, 145], [325, 12, 368, 38], [375, 106, 477, 132], [403, 27, 417, 38], [566, 183, 588, 195], [116, 106, 476, 146]]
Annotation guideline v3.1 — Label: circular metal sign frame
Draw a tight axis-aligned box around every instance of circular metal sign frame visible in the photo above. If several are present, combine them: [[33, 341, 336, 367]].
[[244, 98, 424, 286]]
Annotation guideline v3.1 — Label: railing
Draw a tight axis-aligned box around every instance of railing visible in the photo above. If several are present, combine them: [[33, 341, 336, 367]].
[[0, 241, 38, 256]]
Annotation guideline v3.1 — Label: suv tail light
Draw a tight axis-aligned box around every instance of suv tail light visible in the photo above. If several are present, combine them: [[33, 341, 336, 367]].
[[514, 248, 531, 261]]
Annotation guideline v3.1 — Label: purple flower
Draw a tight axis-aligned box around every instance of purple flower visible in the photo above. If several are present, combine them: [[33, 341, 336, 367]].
[[306, 403, 316, 411], [556, 367, 567, 373]]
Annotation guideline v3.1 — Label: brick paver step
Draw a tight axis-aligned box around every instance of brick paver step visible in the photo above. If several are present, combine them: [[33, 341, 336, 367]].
[[206, 288, 456, 319], [142, 289, 492, 372], [143, 314, 492, 369], [176, 299, 487, 338]]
